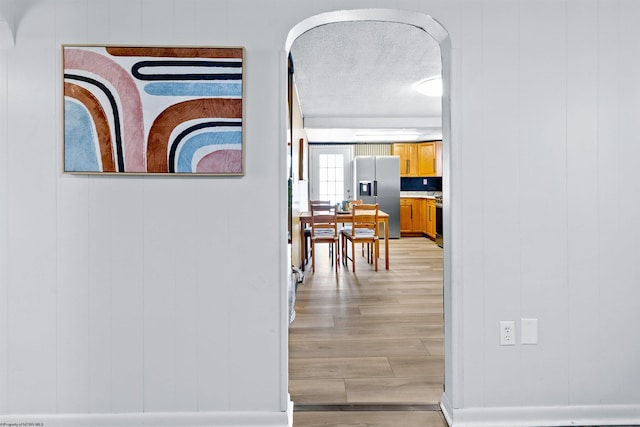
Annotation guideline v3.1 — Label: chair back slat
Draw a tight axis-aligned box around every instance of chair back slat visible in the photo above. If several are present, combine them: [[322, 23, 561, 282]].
[[310, 204, 338, 240], [309, 200, 331, 211], [351, 203, 379, 236]]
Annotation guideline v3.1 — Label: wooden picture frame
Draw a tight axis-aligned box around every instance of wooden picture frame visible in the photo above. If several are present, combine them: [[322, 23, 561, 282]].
[[298, 138, 305, 180]]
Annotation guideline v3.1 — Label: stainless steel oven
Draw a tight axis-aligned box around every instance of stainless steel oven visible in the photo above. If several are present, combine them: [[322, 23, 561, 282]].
[[435, 195, 443, 248]]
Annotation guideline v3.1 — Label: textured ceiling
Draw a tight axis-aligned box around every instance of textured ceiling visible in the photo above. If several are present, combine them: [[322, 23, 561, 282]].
[[290, 21, 443, 142]]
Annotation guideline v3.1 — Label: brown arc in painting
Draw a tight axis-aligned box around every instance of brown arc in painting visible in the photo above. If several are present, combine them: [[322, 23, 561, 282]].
[[146, 98, 242, 173], [106, 47, 243, 59], [64, 82, 116, 172]]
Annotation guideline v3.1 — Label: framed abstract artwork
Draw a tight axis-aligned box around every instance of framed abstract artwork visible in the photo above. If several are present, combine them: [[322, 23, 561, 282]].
[[63, 45, 244, 175]]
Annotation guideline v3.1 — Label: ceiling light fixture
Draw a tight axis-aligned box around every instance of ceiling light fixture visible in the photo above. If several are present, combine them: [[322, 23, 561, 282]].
[[415, 77, 443, 97]]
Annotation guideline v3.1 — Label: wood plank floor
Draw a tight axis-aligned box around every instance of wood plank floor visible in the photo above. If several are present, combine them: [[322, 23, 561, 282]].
[[293, 410, 448, 427], [289, 237, 444, 407]]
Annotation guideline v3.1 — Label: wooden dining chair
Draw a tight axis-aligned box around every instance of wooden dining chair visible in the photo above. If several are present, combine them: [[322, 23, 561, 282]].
[[304, 200, 331, 265], [309, 203, 340, 273], [341, 203, 379, 272], [338, 199, 369, 257]]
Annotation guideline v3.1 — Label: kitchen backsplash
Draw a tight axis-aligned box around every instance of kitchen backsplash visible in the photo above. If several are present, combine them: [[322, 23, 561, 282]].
[[401, 177, 442, 192]]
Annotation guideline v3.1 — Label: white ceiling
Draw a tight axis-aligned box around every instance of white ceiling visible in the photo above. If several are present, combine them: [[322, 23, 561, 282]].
[[290, 21, 443, 143]]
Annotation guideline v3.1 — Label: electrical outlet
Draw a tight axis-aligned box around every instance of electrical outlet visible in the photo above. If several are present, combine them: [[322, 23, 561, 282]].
[[500, 320, 515, 346]]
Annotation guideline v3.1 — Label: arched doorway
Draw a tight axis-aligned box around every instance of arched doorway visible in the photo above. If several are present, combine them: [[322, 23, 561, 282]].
[[283, 8, 454, 420]]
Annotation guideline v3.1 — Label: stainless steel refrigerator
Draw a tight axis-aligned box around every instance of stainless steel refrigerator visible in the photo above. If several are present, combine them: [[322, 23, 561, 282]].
[[353, 155, 400, 238]]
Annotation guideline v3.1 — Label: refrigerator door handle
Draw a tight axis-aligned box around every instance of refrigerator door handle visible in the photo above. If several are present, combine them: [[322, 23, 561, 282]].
[[373, 180, 378, 197]]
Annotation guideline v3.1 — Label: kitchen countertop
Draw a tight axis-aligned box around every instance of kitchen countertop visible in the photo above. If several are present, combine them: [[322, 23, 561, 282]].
[[400, 191, 442, 199]]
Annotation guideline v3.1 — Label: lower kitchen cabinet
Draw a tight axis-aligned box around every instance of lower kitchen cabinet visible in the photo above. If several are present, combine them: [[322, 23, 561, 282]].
[[426, 199, 436, 239], [400, 198, 413, 234], [400, 198, 427, 236], [401, 197, 437, 239]]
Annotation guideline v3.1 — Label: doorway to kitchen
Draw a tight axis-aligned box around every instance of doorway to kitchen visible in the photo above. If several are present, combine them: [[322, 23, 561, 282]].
[[284, 8, 453, 414]]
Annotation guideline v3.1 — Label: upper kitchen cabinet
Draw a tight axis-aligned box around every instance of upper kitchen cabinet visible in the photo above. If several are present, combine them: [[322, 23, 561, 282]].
[[393, 141, 442, 177], [417, 141, 442, 177], [393, 143, 418, 177]]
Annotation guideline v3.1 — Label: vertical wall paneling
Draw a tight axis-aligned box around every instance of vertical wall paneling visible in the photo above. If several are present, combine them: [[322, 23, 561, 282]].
[[602, 0, 640, 404], [56, 178, 91, 414], [353, 144, 390, 157], [227, 0, 286, 49], [618, 0, 640, 402], [87, 178, 114, 413], [108, 0, 142, 44], [457, 0, 486, 408], [481, 0, 523, 407], [225, 50, 283, 411], [170, 184, 200, 412], [193, 1, 229, 46], [172, 0, 196, 44], [108, 179, 145, 414], [86, 0, 109, 41], [565, 0, 601, 405], [105, 1, 145, 413], [83, 0, 114, 415], [0, 32, 7, 417], [139, 0, 191, 412], [6, 1, 58, 414], [194, 196, 232, 411], [142, 179, 179, 412], [55, 0, 91, 414], [596, 0, 623, 404], [140, 178, 200, 412], [517, 0, 569, 406], [141, 0, 173, 45]]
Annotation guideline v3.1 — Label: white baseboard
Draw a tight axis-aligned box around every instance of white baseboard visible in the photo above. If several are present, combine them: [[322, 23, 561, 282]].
[[0, 406, 294, 427], [440, 391, 454, 426], [442, 402, 640, 427]]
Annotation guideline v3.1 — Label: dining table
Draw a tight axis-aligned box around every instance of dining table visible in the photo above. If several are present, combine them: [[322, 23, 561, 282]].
[[299, 209, 390, 271]]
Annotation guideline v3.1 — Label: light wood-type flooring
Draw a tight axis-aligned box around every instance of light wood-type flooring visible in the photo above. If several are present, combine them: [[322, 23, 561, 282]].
[[289, 236, 444, 426], [293, 410, 448, 427]]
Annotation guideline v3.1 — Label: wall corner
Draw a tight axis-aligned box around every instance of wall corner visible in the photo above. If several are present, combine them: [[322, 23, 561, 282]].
[[0, 0, 15, 48]]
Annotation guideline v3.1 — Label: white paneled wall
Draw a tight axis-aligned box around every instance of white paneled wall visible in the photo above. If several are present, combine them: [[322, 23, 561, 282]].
[[0, 20, 7, 417], [0, 1, 640, 426], [454, 1, 640, 423], [566, 0, 601, 405], [598, 0, 640, 405]]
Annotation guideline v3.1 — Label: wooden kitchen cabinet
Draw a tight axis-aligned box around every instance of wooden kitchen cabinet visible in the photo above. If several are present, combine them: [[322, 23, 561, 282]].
[[426, 198, 437, 239], [400, 198, 425, 236], [394, 141, 442, 177], [393, 143, 418, 177], [412, 198, 423, 232], [400, 198, 413, 233], [401, 197, 437, 238], [417, 141, 442, 177]]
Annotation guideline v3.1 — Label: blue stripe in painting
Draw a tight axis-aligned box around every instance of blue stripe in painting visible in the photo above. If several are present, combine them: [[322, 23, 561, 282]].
[[177, 131, 242, 173], [64, 99, 100, 172], [65, 73, 124, 171], [144, 82, 242, 97]]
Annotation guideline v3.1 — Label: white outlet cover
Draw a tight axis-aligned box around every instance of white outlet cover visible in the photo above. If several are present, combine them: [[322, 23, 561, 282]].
[[521, 318, 538, 344], [499, 320, 515, 346]]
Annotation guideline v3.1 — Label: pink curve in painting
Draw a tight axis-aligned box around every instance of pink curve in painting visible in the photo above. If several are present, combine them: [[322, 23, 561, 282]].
[[65, 48, 146, 172], [196, 149, 242, 174]]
